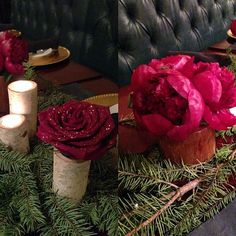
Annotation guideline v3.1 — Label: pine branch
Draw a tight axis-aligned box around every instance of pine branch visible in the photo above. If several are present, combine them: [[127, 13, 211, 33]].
[[41, 194, 92, 236], [120, 148, 236, 235], [126, 178, 201, 236], [0, 143, 34, 173], [23, 62, 37, 80], [119, 171, 179, 189]]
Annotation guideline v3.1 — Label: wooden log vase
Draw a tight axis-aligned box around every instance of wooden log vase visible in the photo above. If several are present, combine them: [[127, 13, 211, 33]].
[[0, 76, 9, 117], [53, 150, 91, 204], [0, 114, 29, 153], [8, 80, 38, 138], [158, 127, 216, 165]]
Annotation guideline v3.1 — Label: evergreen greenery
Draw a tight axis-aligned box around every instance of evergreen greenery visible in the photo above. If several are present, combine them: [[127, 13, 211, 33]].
[[118, 53, 236, 236], [0, 87, 118, 236], [118, 144, 236, 236]]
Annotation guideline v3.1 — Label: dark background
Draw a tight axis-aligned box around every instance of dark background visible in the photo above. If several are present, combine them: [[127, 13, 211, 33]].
[[0, 0, 11, 23]]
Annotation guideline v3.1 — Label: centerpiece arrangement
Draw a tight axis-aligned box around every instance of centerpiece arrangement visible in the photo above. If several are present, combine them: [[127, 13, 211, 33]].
[[37, 99, 117, 204], [131, 55, 236, 164]]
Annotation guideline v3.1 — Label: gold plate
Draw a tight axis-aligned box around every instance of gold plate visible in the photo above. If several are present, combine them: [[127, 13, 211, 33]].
[[227, 29, 236, 39], [84, 93, 118, 107], [28, 46, 70, 67], [8, 29, 21, 37]]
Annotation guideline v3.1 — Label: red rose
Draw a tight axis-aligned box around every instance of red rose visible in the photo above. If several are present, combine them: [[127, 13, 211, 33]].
[[191, 62, 236, 130], [37, 100, 116, 160], [131, 58, 205, 141]]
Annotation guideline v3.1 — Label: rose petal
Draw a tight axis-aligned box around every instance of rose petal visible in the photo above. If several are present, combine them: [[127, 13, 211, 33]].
[[37, 99, 117, 160]]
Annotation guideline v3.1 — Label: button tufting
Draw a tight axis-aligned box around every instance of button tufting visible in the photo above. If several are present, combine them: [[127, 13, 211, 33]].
[[9, 0, 236, 86]]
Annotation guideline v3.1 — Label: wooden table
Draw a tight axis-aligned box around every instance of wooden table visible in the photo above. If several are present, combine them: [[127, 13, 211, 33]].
[[37, 60, 118, 95], [205, 37, 236, 55]]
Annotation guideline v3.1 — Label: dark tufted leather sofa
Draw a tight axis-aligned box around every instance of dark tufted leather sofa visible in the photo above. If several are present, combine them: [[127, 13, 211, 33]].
[[7, 0, 236, 85], [118, 0, 236, 85], [10, 0, 117, 82]]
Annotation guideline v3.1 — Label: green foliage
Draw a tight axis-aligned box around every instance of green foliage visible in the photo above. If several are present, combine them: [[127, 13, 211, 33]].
[[23, 63, 37, 81], [0, 88, 118, 236], [118, 142, 236, 236], [227, 49, 236, 76]]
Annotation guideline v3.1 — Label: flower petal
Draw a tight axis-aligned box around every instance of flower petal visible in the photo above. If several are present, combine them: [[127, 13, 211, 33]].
[[167, 89, 204, 141], [131, 64, 156, 91], [138, 113, 174, 136], [204, 107, 236, 130], [191, 71, 222, 106]]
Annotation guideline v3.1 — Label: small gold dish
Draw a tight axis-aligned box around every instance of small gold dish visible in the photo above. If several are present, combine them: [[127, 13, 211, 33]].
[[28, 46, 70, 67], [84, 93, 118, 107]]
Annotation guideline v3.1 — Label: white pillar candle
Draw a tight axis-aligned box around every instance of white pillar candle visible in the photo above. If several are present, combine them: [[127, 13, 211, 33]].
[[0, 114, 29, 153], [8, 80, 38, 138]]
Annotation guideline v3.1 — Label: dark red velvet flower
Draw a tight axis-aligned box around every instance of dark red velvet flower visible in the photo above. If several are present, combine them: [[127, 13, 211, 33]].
[[131, 55, 236, 141], [37, 100, 117, 160]]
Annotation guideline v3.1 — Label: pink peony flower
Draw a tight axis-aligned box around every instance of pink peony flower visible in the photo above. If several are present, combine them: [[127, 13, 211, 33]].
[[0, 36, 28, 75], [131, 60, 204, 141], [191, 62, 236, 130], [131, 55, 236, 141], [4, 57, 24, 75], [0, 31, 13, 42]]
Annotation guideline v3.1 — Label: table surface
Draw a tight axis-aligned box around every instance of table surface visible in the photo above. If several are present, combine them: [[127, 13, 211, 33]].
[[37, 60, 118, 96]]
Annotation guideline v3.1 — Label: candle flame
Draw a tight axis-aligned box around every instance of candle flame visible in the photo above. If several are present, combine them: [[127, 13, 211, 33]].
[[8, 80, 37, 92], [0, 114, 25, 128]]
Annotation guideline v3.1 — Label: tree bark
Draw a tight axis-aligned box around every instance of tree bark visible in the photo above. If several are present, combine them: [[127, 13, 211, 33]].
[[0, 114, 29, 153], [53, 150, 91, 205]]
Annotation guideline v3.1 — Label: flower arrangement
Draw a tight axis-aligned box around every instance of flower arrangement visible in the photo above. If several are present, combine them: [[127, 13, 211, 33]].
[[131, 55, 236, 141], [0, 31, 28, 80], [37, 99, 117, 160]]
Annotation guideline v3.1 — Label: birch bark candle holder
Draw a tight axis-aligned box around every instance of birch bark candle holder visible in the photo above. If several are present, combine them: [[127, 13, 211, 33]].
[[8, 80, 38, 138], [0, 114, 29, 153], [53, 150, 91, 204]]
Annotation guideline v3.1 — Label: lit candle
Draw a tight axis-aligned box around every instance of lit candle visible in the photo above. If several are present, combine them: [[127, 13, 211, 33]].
[[8, 80, 38, 138], [0, 114, 29, 153]]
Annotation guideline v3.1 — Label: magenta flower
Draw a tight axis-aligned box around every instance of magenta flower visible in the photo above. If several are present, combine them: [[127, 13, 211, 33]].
[[191, 62, 236, 130], [131, 55, 236, 141]]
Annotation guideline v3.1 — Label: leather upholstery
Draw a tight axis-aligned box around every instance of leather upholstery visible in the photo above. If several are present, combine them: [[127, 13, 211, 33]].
[[11, 0, 117, 82], [0, 0, 11, 24], [9, 0, 236, 85], [118, 0, 236, 85]]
